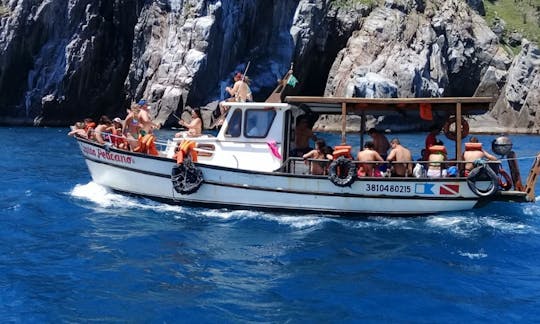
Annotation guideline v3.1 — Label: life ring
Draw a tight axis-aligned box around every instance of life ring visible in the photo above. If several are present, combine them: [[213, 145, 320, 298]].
[[466, 165, 498, 197], [498, 168, 512, 191], [443, 116, 469, 141], [328, 156, 356, 187], [171, 158, 203, 195]]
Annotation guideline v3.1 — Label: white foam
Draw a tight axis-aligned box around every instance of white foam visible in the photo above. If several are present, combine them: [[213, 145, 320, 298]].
[[458, 250, 488, 259], [483, 217, 535, 234], [70, 182, 185, 214], [199, 209, 261, 220], [199, 209, 327, 229], [268, 215, 328, 229]]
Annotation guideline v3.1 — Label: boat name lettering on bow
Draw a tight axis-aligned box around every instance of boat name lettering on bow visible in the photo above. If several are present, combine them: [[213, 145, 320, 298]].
[[365, 184, 412, 193], [82, 146, 97, 157], [97, 149, 134, 164]]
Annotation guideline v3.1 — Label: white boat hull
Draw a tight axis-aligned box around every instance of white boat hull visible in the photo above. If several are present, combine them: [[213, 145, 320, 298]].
[[78, 140, 482, 216]]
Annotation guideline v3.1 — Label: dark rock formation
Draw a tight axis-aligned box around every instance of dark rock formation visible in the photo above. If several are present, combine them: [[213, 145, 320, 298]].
[[0, 0, 538, 133], [0, 0, 143, 125]]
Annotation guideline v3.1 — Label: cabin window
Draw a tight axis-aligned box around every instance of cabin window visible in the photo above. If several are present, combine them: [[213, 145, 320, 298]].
[[244, 108, 276, 138], [225, 109, 242, 137]]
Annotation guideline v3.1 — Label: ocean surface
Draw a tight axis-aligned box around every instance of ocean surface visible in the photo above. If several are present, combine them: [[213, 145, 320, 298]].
[[1, 126, 540, 322]]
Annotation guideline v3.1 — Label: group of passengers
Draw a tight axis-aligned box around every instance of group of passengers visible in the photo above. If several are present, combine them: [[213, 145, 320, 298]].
[[297, 122, 498, 178], [68, 100, 161, 152]]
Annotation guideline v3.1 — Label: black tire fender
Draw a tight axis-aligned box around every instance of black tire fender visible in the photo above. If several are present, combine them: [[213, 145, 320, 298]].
[[328, 156, 356, 187], [171, 160, 203, 195], [467, 165, 498, 197]]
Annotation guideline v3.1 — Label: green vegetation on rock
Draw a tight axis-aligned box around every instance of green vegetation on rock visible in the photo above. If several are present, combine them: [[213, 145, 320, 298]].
[[484, 0, 540, 46]]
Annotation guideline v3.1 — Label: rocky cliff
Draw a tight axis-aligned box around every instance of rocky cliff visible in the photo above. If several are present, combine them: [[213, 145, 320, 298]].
[[0, 0, 538, 132]]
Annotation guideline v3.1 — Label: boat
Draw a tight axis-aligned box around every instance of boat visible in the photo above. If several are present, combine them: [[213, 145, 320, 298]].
[[73, 77, 540, 216]]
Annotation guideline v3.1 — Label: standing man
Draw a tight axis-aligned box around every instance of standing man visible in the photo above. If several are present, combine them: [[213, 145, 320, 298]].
[[292, 117, 317, 157], [367, 128, 390, 159], [137, 100, 160, 134], [386, 138, 413, 177]]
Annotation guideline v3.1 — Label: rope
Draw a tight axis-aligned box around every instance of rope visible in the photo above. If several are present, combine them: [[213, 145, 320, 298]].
[[499, 155, 540, 162]]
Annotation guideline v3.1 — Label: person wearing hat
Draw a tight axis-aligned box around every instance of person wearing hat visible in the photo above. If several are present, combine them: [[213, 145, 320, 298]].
[[136, 99, 160, 134]]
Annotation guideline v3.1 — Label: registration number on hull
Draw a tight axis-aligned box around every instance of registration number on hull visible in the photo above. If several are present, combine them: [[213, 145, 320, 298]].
[[365, 184, 412, 193]]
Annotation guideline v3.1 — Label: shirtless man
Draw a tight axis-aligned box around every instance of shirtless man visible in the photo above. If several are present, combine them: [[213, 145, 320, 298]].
[[462, 136, 498, 174], [137, 100, 160, 135], [293, 117, 317, 156], [386, 138, 413, 177], [356, 141, 384, 177], [367, 128, 390, 159]]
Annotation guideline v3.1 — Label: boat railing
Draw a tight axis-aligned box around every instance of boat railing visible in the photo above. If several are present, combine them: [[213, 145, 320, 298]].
[[282, 157, 502, 178]]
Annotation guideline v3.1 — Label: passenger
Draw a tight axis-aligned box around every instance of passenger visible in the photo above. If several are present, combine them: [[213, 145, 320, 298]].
[[137, 100, 161, 135], [423, 124, 441, 160], [462, 136, 498, 176], [427, 142, 447, 177], [302, 139, 333, 175], [356, 141, 384, 177], [112, 117, 128, 149], [93, 115, 114, 144], [226, 72, 252, 103], [367, 128, 390, 159], [175, 108, 203, 138], [83, 118, 96, 138], [123, 103, 141, 150], [217, 72, 253, 125], [386, 138, 413, 177], [292, 117, 317, 157], [67, 121, 88, 139]]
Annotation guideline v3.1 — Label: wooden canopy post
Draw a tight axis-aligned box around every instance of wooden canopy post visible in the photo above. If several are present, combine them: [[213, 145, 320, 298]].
[[456, 102, 462, 160], [341, 102, 347, 144], [360, 111, 366, 151]]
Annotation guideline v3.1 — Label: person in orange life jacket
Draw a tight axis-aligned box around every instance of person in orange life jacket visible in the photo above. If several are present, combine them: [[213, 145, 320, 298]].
[[462, 136, 498, 176], [423, 124, 441, 161]]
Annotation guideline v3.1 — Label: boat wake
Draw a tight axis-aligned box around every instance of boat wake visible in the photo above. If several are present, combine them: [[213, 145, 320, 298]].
[[199, 209, 330, 229], [69, 182, 539, 234], [69, 182, 185, 214]]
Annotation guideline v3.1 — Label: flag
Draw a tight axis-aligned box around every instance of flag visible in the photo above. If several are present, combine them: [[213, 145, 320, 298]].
[[287, 74, 298, 87], [419, 103, 433, 121], [439, 184, 460, 195]]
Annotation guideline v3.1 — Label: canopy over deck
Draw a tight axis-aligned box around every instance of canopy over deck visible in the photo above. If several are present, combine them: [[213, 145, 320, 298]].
[[285, 96, 496, 159], [284, 96, 494, 116]]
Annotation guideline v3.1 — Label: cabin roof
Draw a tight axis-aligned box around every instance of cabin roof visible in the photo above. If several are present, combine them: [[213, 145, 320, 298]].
[[284, 96, 495, 117]]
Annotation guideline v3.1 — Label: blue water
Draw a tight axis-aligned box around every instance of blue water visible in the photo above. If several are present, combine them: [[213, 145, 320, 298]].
[[1, 127, 540, 322]]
